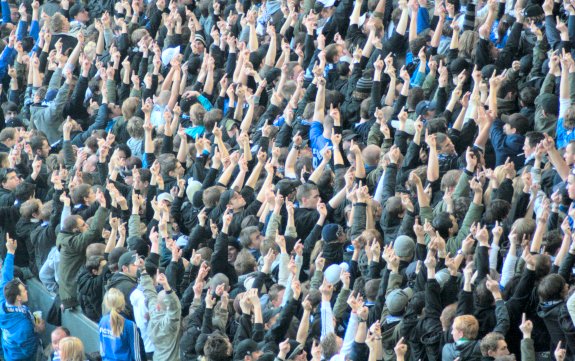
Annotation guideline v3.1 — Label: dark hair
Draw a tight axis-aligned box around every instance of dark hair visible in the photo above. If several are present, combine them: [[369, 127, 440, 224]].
[[0, 168, 16, 184], [483, 199, 511, 224], [62, 215, 82, 233], [432, 212, 453, 239], [519, 87, 538, 106], [86, 255, 105, 274], [204, 332, 232, 361], [538, 273, 565, 302], [525, 131, 545, 148], [29, 136, 47, 155], [3, 279, 23, 304], [14, 182, 35, 202]]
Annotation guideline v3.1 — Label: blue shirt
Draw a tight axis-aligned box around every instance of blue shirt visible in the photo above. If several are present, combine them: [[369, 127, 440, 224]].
[[309, 121, 332, 168]]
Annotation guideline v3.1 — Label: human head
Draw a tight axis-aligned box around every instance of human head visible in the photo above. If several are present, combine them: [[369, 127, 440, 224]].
[[234, 339, 262, 361], [118, 251, 139, 277], [538, 273, 568, 302], [86, 255, 106, 276], [59, 336, 85, 361], [103, 288, 126, 337], [204, 332, 232, 361], [321, 332, 343, 360], [239, 226, 263, 250], [502, 113, 529, 135], [297, 183, 320, 208], [62, 215, 89, 233], [451, 315, 479, 341], [50, 13, 69, 33], [0, 127, 17, 147], [4, 278, 27, 305], [523, 132, 545, 159], [51, 327, 71, 353], [234, 249, 257, 276], [0, 168, 20, 191], [480, 333, 509, 358], [435, 133, 456, 155], [69, 3, 89, 23]]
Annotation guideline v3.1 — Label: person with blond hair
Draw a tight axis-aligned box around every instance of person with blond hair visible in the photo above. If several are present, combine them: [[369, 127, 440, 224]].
[[59, 337, 84, 361], [98, 288, 143, 361]]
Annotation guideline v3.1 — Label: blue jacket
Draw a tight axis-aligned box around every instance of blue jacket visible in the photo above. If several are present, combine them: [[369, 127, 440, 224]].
[[99, 313, 143, 361], [490, 119, 526, 170], [309, 121, 332, 169], [0, 253, 39, 361]]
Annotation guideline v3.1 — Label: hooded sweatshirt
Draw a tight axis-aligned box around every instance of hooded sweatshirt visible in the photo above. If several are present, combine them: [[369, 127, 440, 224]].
[[0, 253, 39, 361], [98, 312, 143, 361]]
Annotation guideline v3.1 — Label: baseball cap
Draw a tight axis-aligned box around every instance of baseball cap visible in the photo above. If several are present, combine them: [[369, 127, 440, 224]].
[[157, 192, 174, 204], [234, 340, 260, 360], [501, 113, 530, 135], [118, 251, 138, 270], [386, 287, 413, 315], [69, 3, 87, 18], [276, 179, 301, 197], [415, 100, 436, 117]]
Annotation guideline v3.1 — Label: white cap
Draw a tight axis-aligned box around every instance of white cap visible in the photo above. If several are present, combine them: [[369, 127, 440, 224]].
[[161, 46, 181, 66], [318, 0, 336, 7], [324, 262, 349, 284], [391, 119, 416, 135]]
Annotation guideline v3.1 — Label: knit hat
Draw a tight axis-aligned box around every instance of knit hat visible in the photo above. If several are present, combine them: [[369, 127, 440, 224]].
[[538, 93, 559, 116], [481, 64, 498, 80], [195, 33, 207, 47], [450, 57, 470, 76], [234, 340, 260, 360], [355, 77, 373, 94], [322, 224, 343, 243], [393, 235, 415, 258], [186, 180, 202, 203], [385, 287, 413, 315], [523, 4, 544, 18]]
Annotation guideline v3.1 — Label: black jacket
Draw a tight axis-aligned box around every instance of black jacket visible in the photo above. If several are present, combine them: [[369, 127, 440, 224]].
[[77, 264, 111, 322], [105, 272, 138, 320]]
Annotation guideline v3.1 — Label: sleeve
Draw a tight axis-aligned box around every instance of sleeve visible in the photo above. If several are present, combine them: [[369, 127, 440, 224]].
[[321, 300, 335, 340], [0, 253, 14, 303]]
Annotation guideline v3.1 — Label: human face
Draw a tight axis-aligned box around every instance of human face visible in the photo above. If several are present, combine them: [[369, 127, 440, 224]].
[[228, 246, 238, 263], [2, 171, 20, 190], [84, 189, 96, 205], [249, 232, 264, 249], [440, 138, 456, 155], [303, 189, 320, 208], [567, 175, 575, 200], [523, 138, 535, 158], [38, 140, 51, 158], [565, 144, 575, 165], [503, 123, 514, 135], [229, 192, 246, 210], [17, 283, 28, 304], [451, 327, 463, 342], [51, 329, 68, 352], [5, 110, 17, 121], [489, 340, 509, 357], [76, 10, 89, 23], [76, 219, 89, 233], [124, 263, 139, 277]]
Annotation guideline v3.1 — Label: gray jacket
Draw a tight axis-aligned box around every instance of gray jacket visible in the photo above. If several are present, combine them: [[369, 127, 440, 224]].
[[30, 71, 71, 144]]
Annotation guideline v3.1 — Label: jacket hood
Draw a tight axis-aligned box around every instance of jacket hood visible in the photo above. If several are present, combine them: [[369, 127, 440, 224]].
[[537, 300, 564, 318], [107, 272, 137, 289]]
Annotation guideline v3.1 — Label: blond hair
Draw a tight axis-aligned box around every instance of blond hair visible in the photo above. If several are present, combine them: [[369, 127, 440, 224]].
[[103, 288, 125, 337], [453, 315, 479, 340], [59, 337, 84, 361]]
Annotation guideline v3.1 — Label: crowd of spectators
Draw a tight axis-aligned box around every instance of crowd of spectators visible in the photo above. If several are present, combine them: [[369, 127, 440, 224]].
[[1, 0, 575, 359]]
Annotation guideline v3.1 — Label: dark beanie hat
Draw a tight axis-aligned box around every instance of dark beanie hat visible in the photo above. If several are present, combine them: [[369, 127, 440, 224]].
[[355, 77, 373, 94]]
